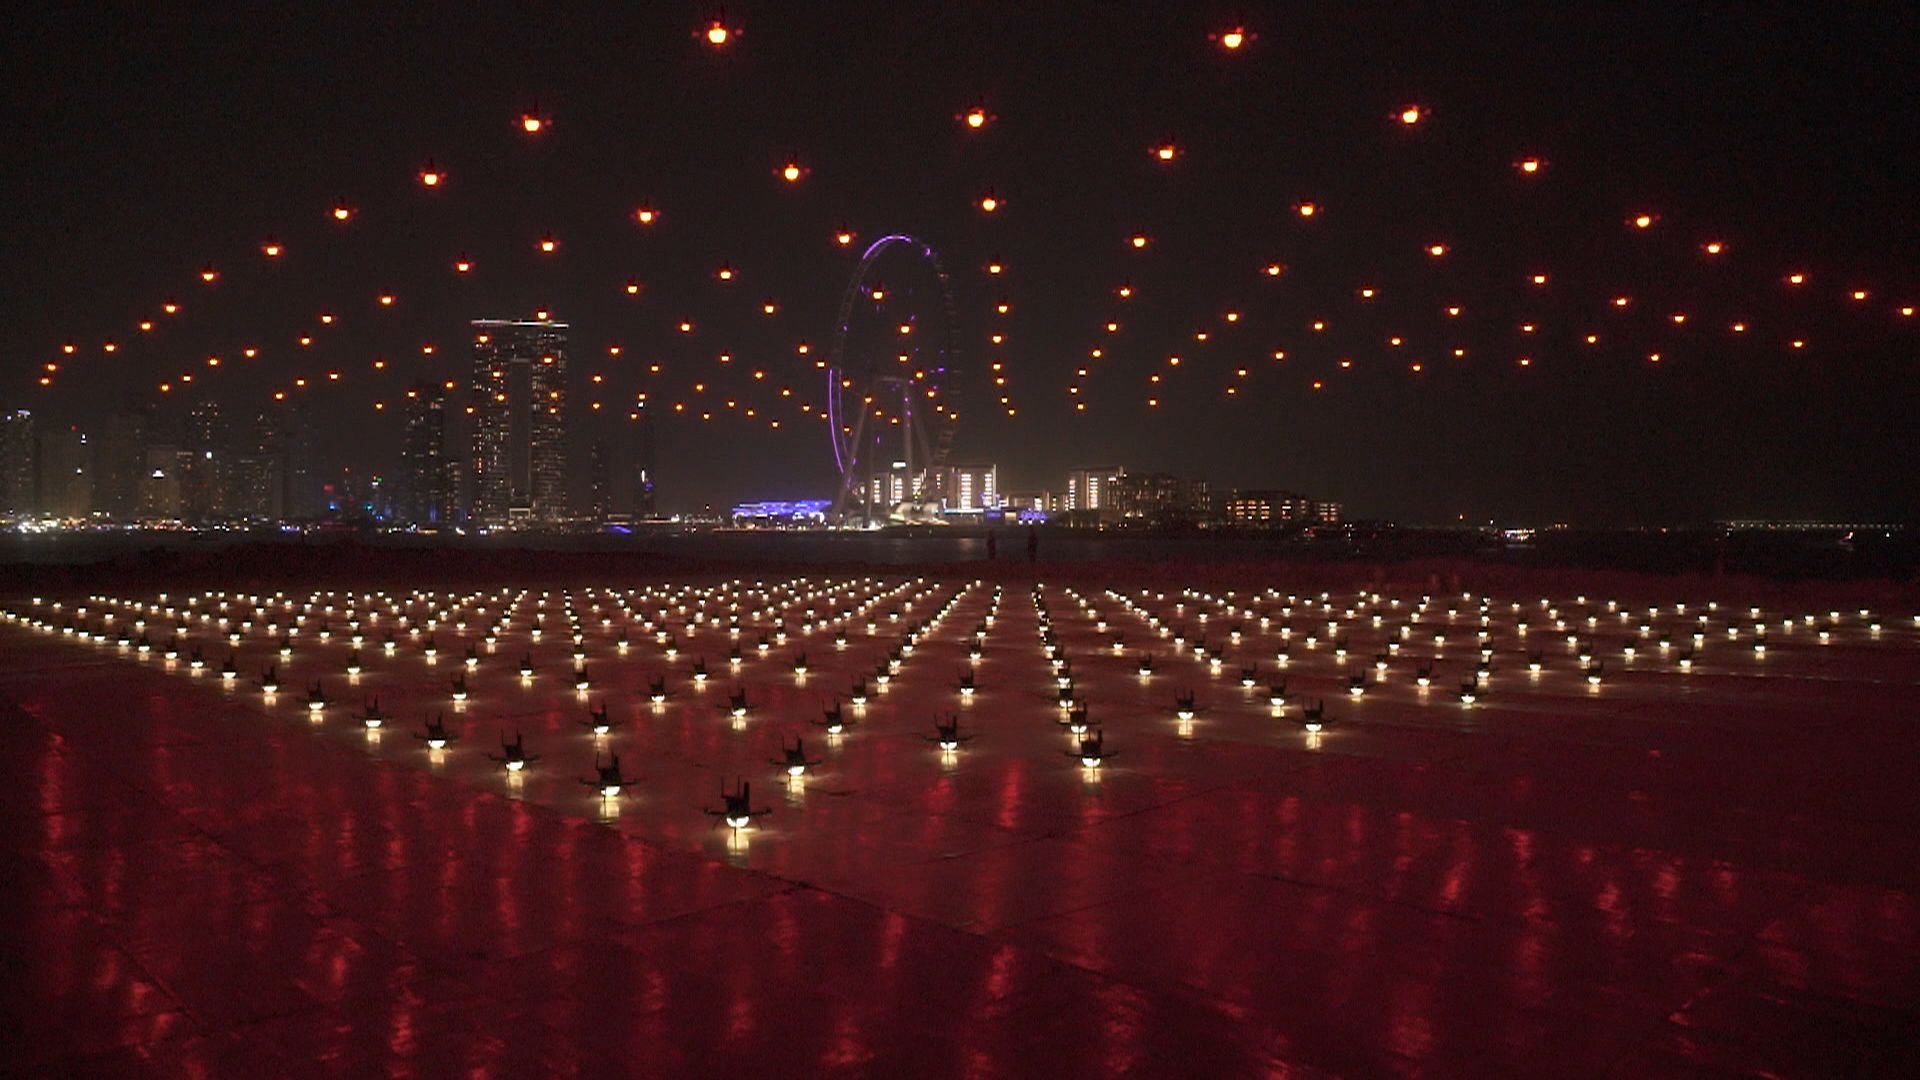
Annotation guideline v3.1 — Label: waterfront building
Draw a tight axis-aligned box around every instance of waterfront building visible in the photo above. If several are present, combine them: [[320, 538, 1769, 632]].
[[470, 318, 569, 525]]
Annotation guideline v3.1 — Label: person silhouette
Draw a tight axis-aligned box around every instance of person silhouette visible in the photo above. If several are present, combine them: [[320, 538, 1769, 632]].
[[1026, 525, 1039, 563], [986, 529, 998, 561]]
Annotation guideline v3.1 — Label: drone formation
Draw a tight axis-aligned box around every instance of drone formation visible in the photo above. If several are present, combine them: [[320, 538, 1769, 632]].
[[5, 572, 1913, 855], [21, 13, 1915, 448]]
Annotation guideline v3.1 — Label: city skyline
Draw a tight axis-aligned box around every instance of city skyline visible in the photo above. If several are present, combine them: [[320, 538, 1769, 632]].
[[0, 386, 1354, 529], [3, 7, 1917, 524], [468, 318, 571, 525]]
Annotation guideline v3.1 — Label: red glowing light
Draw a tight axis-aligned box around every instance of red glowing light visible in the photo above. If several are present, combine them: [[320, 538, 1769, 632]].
[[1213, 25, 1251, 51]]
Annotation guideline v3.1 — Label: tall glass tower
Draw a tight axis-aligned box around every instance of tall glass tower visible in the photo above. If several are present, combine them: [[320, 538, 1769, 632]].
[[401, 385, 450, 526], [469, 318, 569, 525]]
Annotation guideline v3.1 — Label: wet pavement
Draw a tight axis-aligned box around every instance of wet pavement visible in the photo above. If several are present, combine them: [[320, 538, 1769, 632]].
[[2, 577, 1917, 1076]]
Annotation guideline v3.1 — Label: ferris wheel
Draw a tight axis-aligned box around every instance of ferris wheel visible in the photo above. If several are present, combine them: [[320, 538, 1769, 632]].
[[826, 235, 961, 526]]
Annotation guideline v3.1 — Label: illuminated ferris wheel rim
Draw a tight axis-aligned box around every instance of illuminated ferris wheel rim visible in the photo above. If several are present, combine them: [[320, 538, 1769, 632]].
[[826, 233, 959, 476]]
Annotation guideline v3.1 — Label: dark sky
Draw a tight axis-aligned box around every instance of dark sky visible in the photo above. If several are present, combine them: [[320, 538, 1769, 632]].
[[4, 2, 1917, 523]]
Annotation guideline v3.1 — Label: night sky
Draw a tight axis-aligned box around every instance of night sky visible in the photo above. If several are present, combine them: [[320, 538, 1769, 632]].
[[4, 3, 1917, 523]]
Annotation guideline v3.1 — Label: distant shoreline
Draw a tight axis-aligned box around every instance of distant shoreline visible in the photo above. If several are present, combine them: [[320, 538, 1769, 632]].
[[4, 528, 1916, 607]]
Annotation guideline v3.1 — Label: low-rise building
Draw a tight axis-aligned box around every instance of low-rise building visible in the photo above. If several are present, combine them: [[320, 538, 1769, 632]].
[[1109, 472, 1210, 524], [1226, 489, 1342, 526]]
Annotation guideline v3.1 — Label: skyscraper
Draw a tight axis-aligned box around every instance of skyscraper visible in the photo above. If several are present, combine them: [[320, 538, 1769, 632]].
[[469, 318, 569, 525], [139, 445, 182, 520], [400, 385, 451, 527], [528, 341, 567, 522], [0, 410, 34, 515], [228, 412, 285, 521], [37, 426, 93, 518], [181, 399, 226, 521], [588, 439, 610, 523], [633, 404, 657, 518], [250, 398, 317, 520], [92, 403, 147, 519]]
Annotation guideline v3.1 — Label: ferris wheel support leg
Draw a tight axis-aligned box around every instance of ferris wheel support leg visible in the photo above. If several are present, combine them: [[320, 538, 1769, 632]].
[[829, 405, 872, 526]]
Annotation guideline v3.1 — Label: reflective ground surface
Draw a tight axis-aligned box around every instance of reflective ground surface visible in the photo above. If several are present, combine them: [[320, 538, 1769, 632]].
[[3, 577, 1917, 1076]]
